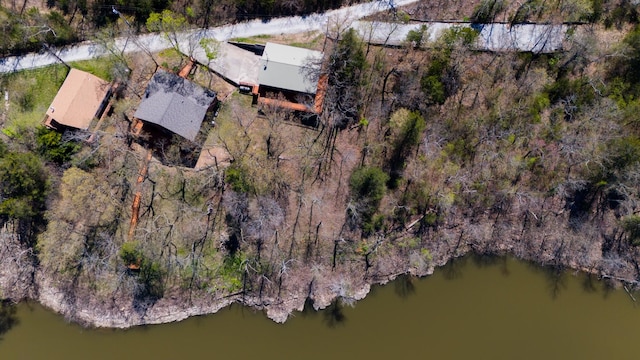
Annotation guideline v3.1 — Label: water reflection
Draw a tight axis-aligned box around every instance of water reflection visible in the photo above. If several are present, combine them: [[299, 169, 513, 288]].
[[471, 253, 510, 276], [2, 256, 640, 360], [323, 300, 347, 328], [581, 273, 599, 294], [0, 300, 18, 341], [523, 262, 568, 299], [441, 256, 467, 280], [393, 275, 416, 299], [300, 297, 348, 328], [439, 254, 626, 301], [441, 253, 510, 280], [542, 265, 568, 299]]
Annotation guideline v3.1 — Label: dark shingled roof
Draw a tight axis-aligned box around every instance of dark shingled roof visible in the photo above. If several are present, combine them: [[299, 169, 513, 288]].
[[134, 70, 217, 141]]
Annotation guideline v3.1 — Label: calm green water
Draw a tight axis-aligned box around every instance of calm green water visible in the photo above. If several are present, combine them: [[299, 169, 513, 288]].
[[1, 256, 639, 359]]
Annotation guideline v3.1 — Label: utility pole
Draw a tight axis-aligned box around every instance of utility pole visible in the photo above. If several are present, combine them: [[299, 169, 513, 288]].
[[112, 6, 158, 69], [112, 6, 133, 56]]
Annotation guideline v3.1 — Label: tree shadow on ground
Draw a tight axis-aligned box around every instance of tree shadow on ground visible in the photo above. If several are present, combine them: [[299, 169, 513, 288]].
[[0, 300, 19, 341]]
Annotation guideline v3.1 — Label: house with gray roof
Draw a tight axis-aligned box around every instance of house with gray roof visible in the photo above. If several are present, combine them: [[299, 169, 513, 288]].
[[134, 70, 217, 142], [254, 42, 326, 114], [259, 42, 323, 95]]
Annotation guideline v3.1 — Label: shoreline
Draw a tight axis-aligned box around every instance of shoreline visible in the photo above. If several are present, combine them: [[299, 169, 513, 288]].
[[4, 196, 640, 329], [28, 246, 637, 329]]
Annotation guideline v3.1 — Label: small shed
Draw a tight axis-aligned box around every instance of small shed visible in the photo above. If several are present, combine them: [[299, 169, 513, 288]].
[[44, 69, 111, 130], [134, 70, 217, 142], [259, 42, 323, 95]]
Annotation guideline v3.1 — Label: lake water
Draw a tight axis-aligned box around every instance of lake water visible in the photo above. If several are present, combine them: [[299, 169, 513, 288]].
[[1, 256, 639, 359]]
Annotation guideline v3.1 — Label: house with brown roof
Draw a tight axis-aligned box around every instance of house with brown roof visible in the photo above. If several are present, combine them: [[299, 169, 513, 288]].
[[133, 69, 218, 142], [44, 69, 111, 130]]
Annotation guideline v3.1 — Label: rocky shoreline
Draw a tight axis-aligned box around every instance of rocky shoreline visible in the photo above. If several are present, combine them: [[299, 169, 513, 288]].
[[32, 261, 382, 327], [30, 251, 637, 329], [3, 190, 640, 329]]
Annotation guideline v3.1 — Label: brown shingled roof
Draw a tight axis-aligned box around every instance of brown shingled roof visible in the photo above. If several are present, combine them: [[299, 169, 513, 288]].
[[45, 69, 110, 130]]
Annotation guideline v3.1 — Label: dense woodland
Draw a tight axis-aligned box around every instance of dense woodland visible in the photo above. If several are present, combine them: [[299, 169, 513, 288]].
[[2, 0, 640, 325]]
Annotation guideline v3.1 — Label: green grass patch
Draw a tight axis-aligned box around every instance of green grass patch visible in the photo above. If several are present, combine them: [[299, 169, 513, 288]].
[[157, 48, 185, 71], [69, 57, 118, 81], [288, 33, 324, 49], [230, 34, 273, 44], [288, 41, 315, 49], [3, 65, 69, 134], [217, 252, 246, 292], [158, 47, 183, 60], [3, 64, 69, 111], [213, 94, 251, 142], [2, 57, 118, 136]]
